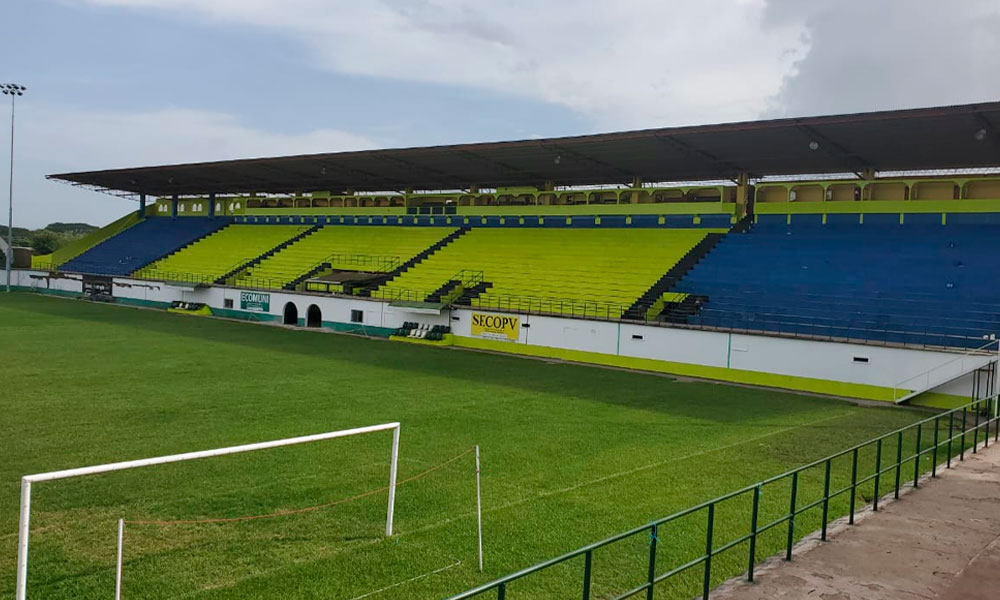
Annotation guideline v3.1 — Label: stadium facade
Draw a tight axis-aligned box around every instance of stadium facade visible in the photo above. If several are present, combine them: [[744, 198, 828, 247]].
[[13, 101, 1000, 407]]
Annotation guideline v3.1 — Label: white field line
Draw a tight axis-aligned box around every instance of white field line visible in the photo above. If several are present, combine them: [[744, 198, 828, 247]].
[[405, 410, 858, 536], [347, 560, 462, 600]]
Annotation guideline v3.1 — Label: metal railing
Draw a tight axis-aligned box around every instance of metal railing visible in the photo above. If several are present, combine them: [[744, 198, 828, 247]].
[[892, 339, 999, 401], [132, 257, 254, 286], [447, 397, 1000, 600], [452, 269, 485, 288], [230, 275, 288, 291], [470, 293, 629, 321], [437, 270, 485, 304], [368, 287, 433, 302], [313, 252, 402, 273], [128, 269, 218, 286], [230, 253, 402, 292], [671, 307, 989, 350]]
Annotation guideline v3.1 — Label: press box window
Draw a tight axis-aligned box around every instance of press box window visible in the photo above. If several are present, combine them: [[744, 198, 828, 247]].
[[351, 309, 364, 323]]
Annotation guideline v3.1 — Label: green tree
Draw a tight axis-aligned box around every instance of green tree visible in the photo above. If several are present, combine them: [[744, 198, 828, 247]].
[[29, 230, 61, 254]]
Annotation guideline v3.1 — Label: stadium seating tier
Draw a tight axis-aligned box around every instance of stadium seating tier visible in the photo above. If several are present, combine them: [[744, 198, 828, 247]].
[[135, 224, 310, 282], [59, 217, 230, 276], [377, 228, 720, 315], [235, 226, 457, 289], [675, 221, 1000, 347]]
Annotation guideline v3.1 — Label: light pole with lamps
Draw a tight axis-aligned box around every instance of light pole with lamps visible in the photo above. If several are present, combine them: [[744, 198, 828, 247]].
[[2, 83, 26, 292]]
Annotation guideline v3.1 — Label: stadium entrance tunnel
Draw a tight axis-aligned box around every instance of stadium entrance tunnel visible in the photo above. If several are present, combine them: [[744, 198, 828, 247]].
[[306, 304, 322, 328], [283, 302, 298, 326]]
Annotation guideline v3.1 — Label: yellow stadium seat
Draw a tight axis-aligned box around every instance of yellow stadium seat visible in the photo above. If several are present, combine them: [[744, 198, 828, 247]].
[[134, 225, 309, 283], [377, 229, 722, 315], [236, 226, 456, 289]]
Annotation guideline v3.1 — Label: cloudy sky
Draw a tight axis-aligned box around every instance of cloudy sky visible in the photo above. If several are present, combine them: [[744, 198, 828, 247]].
[[2, 0, 999, 228]]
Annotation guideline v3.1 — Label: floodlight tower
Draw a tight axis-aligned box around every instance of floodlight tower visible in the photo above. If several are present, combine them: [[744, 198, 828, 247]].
[[2, 83, 26, 292]]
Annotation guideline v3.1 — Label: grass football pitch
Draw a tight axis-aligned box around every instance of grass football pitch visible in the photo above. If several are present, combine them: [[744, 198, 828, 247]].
[[0, 293, 930, 599]]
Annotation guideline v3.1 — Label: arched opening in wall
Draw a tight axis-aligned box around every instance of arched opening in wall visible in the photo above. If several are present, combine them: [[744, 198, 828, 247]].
[[283, 302, 299, 326], [306, 304, 322, 328]]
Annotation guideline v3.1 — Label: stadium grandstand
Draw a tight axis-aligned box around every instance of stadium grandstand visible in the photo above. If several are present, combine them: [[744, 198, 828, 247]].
[[12, 100, 1000, 404]]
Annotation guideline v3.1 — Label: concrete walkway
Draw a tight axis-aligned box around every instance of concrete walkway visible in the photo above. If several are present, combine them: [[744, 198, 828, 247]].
[[713, 441, 1000, 600]]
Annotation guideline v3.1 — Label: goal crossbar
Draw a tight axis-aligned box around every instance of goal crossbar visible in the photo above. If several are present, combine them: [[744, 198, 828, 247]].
[[15, 421, 401, 600]]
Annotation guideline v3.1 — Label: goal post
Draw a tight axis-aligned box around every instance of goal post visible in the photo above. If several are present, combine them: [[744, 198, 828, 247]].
[[15, 421, 401, 600]]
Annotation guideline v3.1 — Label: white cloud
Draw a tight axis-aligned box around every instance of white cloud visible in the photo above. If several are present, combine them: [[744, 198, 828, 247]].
[[23, 106, 375, 169], [763, 0, 1000, 118], [79, 0, 810, 129], [12, 105, 376, 228]]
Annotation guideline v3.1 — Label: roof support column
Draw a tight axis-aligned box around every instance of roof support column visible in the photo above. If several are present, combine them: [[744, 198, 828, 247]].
[[137, 193, 146, 219], [735, 172, 751, 219], [208, 192, 216, 218], [171, 194, 178, 219]]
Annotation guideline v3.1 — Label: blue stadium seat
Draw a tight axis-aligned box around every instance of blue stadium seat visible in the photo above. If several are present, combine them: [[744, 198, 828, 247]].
[[676, 219, 1000, 348], [60, 217, 230, 276]]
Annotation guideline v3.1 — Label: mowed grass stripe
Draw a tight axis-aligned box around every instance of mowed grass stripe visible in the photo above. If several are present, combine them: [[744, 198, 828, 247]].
[[0, 293, 925, 600]]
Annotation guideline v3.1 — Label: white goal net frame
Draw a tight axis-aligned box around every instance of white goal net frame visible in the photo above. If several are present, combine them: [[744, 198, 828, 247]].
[[15, 422, 401, 600]]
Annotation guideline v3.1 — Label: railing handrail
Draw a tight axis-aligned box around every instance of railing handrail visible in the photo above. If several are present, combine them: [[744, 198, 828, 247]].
[[679, 309, 988, 348], [445, 395, 1000, 599], [217, 256, 256, 278], [129, 268, 217, 285], [472, 292, 628, 314], [132, 256, 255, 285], [368, 287, 432, 302], [894, 338, 999, 390], [450, 269, 484, 287], [306, 252, 401, 273]]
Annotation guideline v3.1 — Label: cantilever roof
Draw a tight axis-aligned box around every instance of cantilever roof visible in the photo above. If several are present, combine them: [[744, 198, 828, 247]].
[[49, 101, 1000, 197]]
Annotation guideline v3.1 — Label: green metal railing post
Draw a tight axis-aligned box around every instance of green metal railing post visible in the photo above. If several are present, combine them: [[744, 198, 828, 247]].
[[747, 486, 760, 582], [849, 448, 859, 524], [873, 438, 882, 512], [703, 504, 715, 600], [973, 400, 980, 453], [821, 459, 831, 540], [785, 472, 798, 561], [961, 407, 967, 461], [646, 523, 658, 600], [932, 416, 939, 477], [582, 550, 592, 600], [497, 582, 506, 600], [894, 431, 903, 499], [985, 399, 991, 449], [947, 411, 954, 468], [912, 423, 922, 489]]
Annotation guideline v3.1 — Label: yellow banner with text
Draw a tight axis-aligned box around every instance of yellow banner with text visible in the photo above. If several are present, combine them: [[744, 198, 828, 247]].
[[470, 313, 520, 341]]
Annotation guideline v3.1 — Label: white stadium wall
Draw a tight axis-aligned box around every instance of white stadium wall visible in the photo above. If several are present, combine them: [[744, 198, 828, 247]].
[[12, 269, 985, 406], [448, 308, 982, 404]]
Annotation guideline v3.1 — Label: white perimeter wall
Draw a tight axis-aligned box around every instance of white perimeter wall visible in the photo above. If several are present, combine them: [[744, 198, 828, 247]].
[[449, 308, 990, 398], [13, 269, 987, 399], [13, 270, 450, 331]]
